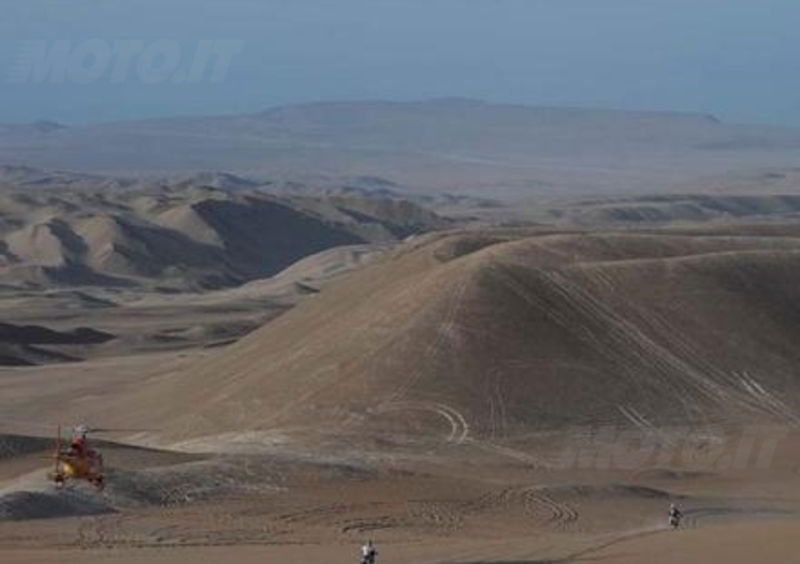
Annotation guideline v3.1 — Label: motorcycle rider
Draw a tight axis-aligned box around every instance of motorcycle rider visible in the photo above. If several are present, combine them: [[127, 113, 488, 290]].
[[360, 540, 377, 564], [668, 503, 683, 529], [67, 425, 89, 457]]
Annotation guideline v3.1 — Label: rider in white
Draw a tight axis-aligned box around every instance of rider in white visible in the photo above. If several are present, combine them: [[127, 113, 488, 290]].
[[361, 540, 377, 563]]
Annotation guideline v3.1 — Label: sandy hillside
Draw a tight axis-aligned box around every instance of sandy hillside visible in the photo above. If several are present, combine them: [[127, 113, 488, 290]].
[[72, 226, 800, 447]]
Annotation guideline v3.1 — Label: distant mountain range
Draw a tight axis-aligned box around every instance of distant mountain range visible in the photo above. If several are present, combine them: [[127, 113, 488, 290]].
[[3, 99, 800, 197]]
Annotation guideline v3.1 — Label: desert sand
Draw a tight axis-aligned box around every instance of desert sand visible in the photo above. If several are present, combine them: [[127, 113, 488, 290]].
[[3, 224, 800, 563]]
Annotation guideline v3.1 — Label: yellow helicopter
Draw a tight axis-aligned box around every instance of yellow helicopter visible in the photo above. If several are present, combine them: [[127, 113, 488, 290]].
[[49, 424, 105, 491]]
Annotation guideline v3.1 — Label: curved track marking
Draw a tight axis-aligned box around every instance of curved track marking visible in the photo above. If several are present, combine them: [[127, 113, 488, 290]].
[[374, 401, 469, 444], [407, 501, 464, 534], [463, 485, 579, 532]]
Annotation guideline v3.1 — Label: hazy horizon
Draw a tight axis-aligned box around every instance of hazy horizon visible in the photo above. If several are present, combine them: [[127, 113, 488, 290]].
[[2, 0, 800, 127]]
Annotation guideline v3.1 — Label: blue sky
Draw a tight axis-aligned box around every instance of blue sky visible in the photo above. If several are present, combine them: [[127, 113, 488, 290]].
[[1, 0, 799, 125]]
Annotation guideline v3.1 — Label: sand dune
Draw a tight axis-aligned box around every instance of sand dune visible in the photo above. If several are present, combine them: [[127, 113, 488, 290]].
[[105, 226, 800, 445]]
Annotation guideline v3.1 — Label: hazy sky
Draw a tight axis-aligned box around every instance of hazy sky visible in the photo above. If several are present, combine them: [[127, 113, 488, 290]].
[[1, 0, 799, 125]]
